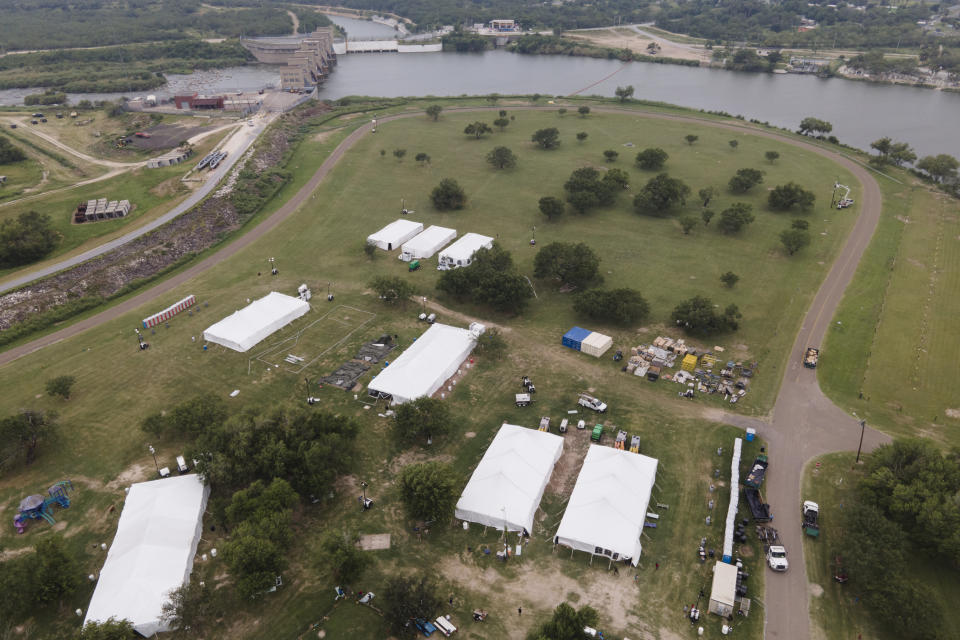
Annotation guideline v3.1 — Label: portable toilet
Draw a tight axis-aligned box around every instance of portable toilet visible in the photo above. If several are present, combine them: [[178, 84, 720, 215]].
[[682, 354, 699, 372], [745, 428, 756, 442], [562, 327, 591, 352]]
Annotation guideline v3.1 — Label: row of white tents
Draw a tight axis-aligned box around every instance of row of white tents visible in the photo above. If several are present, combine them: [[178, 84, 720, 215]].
[[455, 423, 659, 566], [366, 219, 493, 267]]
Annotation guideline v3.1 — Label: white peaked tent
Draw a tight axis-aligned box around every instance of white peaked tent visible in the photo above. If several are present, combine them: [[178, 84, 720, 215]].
[[367, 323, 477, 404], [438, 232, 494, 269], [399, 225, 457, 261], [456, 424, 564, 533], [367, 219, 424, 251], [203, 292, 309, 352], [84, 475, 210, 636], [554, 446, 658, 566]]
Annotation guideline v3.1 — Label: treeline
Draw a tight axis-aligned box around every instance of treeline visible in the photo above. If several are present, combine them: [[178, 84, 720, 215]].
[[509, 34, 700, 67], [0, 0, 328, 51]]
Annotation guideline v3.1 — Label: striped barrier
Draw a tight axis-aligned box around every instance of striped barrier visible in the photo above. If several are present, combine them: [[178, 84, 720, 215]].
[[143, 295, 196, 328]]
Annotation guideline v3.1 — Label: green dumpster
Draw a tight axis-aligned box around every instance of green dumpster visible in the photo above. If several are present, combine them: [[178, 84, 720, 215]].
[[409, 260, 421, 272], [591, 424, 603, 443]]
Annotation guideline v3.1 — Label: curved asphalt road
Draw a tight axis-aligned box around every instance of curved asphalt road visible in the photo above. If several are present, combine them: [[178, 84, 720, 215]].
[[0, 107, 892, 638]]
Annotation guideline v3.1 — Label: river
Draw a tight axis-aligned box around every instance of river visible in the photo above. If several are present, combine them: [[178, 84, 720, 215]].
[[1, 15, 957, 158]]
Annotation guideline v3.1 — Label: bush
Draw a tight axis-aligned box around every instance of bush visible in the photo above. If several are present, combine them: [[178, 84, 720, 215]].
[[0, 137, 27, 164], [573, 288, 649, 325], [430, 178, 467, 210], [45, 375, 76, 400], [671, 296, 741, 336], [539, 196, 564, 220], [635, 147, 668, 170], [0, 210, 59, 267], [369, 276, 415, 304], [399, 462, 459, 522], [394, 397, 451, 445], [717, 203, 755, 234], [728, 167, 765, 193], [768, 182, 815, 211]]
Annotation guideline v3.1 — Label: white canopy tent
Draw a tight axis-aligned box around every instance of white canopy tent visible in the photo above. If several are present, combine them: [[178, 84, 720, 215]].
[[399, 225, 457, 261], [708, 560, 739, 618], [438, 232, 494, 270], [203, 292, 309, 352], [554, 446, 658, 566], [84, 475, 209, 637], [367, 219, 423, 251], [455, 423, 564, 533], [367, 323, 477, 404]]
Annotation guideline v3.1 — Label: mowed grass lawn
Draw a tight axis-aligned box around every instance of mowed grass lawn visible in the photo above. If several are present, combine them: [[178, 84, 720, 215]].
[[0, 155, 44, 202], [802, 453, 960, 640], [819, 175, 960, 447]]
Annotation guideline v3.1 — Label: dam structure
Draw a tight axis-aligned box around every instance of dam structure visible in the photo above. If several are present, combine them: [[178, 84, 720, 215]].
[[242, 27, 337, 91]]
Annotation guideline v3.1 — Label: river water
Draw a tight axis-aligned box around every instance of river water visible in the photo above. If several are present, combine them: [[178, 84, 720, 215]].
[[1, 15, 957, 157]]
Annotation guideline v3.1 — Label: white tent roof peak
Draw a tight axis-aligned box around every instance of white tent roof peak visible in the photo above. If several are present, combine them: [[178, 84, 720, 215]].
[[202, 291, 309, 353]]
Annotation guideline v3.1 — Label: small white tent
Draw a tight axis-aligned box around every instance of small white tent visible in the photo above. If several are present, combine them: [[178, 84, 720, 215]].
[[581, 331, 613, 358], [456, 424, 564, 533], [400, 225, 456, 262], [84, 475, 209, 636], [554, 446, 658, 566], [709, 560, 739, 618], [367, 219, 423, 251], [367, 323, 476, 404], [203, 292, 309, 352], [438, 232, 494, 270]]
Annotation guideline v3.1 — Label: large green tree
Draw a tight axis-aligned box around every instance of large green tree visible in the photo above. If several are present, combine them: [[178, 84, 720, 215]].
[[633, 173, 690, 217], [728, 167, 765, 193], [75, 619, 138, 640], [573, 288, 650, 325], [526, 602, 599, 640], [563, 167, 624, 213], [399, 461, 459, 522], [917, 154, 959, 183], [717, 203, 755, 234], [0, 409, 57, 467], [635, 147, 668, 170], [531, 127, 561, 149], [383, 574, 444, 637], [780, 228, 811, 255], [394, 397, 451, 445], [141, 393, 227, 439], [798, 117, 832, 136], [533, 242, 601, 288], [425, 104, 443, 121], [436, 244, 532, 314], [368, 276, 415, 305], [0, 210, 59, 268], [161, 580, 220, 635], [0, 137, 27, 164], [430, 178, 467, 210], [671, 296, 741, 336], [317, 530, 369, 585], [45, 375, 76, 400], [614, 85, 634, 101], [463, 121, 492, 139], [35, 535, 81, 604], [539, 196, 565, 221], [768, 182, 816, 211], [487, 146, 517, 169]]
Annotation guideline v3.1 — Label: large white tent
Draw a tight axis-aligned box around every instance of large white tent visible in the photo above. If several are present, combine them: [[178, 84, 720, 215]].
[[84, 474, 209, 636], [203, 291, 309, 352], [456, 423, 564, 533], [438, 232, 493, 270], [367, 323, 477, 404], [367, 219, 423, 251], [554, 445, 658, 566], [399, 225, 456, 262]]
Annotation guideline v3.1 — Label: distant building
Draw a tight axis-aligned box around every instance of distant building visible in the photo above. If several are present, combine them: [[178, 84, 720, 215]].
[[489, 19, 520, 32], [147, 148, 193, 169], [173, 94, 225, 110]]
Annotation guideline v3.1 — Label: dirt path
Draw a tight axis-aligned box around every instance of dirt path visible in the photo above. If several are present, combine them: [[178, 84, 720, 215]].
[[287, 9, 300, 36], [0, 117, 143, 169], [0, 107, 890, 639]]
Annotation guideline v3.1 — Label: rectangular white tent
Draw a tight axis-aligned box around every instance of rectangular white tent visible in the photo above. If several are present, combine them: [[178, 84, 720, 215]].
[[438, 232, 494, 270], [367, 219, 423, 251], [84, 474, 210, 637], [456, 423, 564, 533], [708, 561, 739, 618], [367, 323, 477, 404], [203, 291, 309, 352], [581, 331, 613, 358], [399, 225, 457, 262], [554, 445, 658, 566]]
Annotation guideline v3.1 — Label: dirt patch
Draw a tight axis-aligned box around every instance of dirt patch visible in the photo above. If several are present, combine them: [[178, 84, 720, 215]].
[[107, 462, 150, 490], [896, 215, 911, 223], [544, 430, 590, 496], [809, 582, 824, 597], [566, 28, 710, 63], [358, 533, 391, 550], [313, 130, 338, 144], [149, 175, 189, 198], [464, 431, 476, 438], [130, 123, 215, 151], [423, 299, 511, 333], [945, 408, 960, 419]]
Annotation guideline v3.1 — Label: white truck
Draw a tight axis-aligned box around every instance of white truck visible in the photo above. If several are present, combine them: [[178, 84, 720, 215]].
[[515, 393, 532, 407], [578, 393, 608, 413], [766, 545, 789, 572]]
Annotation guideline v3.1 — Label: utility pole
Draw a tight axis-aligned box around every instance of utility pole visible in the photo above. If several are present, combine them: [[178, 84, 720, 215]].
[[856, 419, 866, 463], [147, 444, 160, 476]]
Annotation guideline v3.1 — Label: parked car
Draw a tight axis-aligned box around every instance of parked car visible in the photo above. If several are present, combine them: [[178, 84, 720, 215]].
[[766, 545, 789, 571], [578, 393, 608, 413]]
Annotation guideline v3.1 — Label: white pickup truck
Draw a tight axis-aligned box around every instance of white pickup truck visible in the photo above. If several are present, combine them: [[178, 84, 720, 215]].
[[578, 393, 608, 413]]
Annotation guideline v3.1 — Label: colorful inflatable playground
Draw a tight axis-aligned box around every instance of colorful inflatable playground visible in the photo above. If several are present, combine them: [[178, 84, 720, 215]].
[[13, 480, 73, 534]]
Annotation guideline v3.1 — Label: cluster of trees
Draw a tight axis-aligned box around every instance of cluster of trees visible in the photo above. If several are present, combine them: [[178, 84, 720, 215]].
[[562, 166, 629, 213], [0, 535, 82, 625], [713, 48, 783, 73], [441, 33, 491, 52], [508, 34, 699, 66], [437, 243, 533, 314], [399, 461, 460, 522], [839, 439, 960, 639], [728, 167, 765, 194], [768, 182, 816, 211], [527, 602, 600, 640], [0, 136, 27, 164], [0, 210, 59, 268], [633, 173, 690, 216], [573, 288, 650, 325], [394, 397, 451, 445], [533, 242, 602, 289], [368, 275, 416, 304], [798, 117, 833, 138], [383, 574, 445, 637], [142, 393, 227, 440], [671, 295, 741, 336], [23, 89, 67, 106], [869, 137, 917, 168]]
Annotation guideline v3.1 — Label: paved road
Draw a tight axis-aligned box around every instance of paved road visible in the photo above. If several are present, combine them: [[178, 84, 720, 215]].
[[0, 116, 269, 295], [0, 107, 892, 638]]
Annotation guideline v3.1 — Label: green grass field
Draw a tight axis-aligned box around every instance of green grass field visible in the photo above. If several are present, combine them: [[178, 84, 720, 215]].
[[0, 155, 43, 202], [819, 175, 960, 448], [0, 103, 894, 639]]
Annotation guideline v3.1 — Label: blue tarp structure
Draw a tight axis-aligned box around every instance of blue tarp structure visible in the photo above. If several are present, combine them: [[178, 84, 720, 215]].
[[562, 326, 591, 351]]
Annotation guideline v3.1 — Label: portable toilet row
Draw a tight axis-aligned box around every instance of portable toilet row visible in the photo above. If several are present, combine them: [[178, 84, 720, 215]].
[[562, 327, 613, 358]]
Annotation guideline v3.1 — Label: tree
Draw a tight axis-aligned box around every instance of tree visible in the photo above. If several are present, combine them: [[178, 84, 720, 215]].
[[684, 134, 699, 145], [161, 580, 219, 634], [0, 137, 27, 164], [780, 228, 810, 255], [765, 150, 780, 164], [415, 152, 430, 165], [46, 375, 76, 400], [531, 127, 561, 149], [635, 147, 668, 170], [888, 142, 917, 167], [698, 186, 717, 207], [493, 117, 510, 131], [603, 168, 629, 191], [0, 210, 60, 268], [399, 462, 459, 522], [368, 276, 414, 305], [486, 146, 517, 170], [394, 397, 451, 445], [728, 139, 739, 151], [720, 271, 739, 288], [557, 108, 567, 117], [464, 121, 492, 139], [563, 167, 621, 213], [603, 149, 618, 162], [614, 85, 634, 102], [317, 530, 369, 585], [791, 218, 809, 230], [393, 148, 407, 161], [573, 288, 649, 325], [0, 409, 57, 467], [717, 203, 755, 234], [527, 602, 599, 640], [539, 196, 565, 221], [701, 209, 715, 226], [533, 242, 601, 288], [475, 327, 507, 360], [871, 136, 893, 159], [76, 619, 138, 640], [916, 154, 959, 183], [223, 529, 286, 599], [798, 117, 833, 137], [576, 131, 588, 143], [430, 178, 466, 210], [633, 173, 691, 217], [35, 535, 80, 604], [671, 296, 741, 336], [437, 244, 532, 314], [577, 105, 591, 117], [728, 167, 765, 193], [679, 216, 698, 235], [425, 104, 443, 121], [141, 393, 227, 439], [363, 241, 377, 259], [769, 182, 816, 211], [383, 574, 443, 637]]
